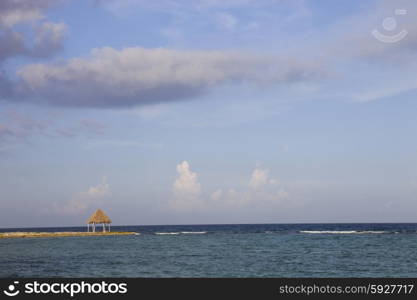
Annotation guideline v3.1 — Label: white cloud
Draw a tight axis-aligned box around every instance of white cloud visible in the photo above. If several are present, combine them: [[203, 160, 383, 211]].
[[85, 179, 111, 198], [4, 0, 417, 108], [249, 168, 269, 188], [32, 22, 67, 56], [53, 178, 111, 215], [0, 9, 42, 27], [169, 162, 289, 212], [170, 161, 204, 211], [16, 47, 323, 108], [0, 0, 66, 98], [0, 0, 55, 27], [209, 173, 289, 210], [0, 0, 65, 60], [174, 161, 201, 196]]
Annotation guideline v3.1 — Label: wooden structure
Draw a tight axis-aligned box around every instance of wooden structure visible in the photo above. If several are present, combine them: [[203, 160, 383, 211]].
[[87, 209, 112, 232]]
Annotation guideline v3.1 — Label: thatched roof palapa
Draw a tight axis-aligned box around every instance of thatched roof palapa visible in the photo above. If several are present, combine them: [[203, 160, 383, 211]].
[[87, 209, 112, 224]]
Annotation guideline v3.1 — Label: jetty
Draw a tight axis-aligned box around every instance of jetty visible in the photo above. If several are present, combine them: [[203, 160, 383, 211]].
[[0, 232, 136, 239], [0, 209, 137, 239]]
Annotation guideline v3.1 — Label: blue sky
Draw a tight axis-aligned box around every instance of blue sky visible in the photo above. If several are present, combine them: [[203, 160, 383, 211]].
[[1, 0, 417, 227]]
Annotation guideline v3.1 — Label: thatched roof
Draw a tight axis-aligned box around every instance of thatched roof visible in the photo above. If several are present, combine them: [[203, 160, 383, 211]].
[[87, 209, 112, 224]]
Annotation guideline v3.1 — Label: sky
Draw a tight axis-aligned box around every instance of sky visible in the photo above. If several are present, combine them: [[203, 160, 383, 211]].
[[1, 0, 417, 228]]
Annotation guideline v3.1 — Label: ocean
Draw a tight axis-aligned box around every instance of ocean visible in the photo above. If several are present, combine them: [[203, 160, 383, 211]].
[[1, 223, 417, 277]]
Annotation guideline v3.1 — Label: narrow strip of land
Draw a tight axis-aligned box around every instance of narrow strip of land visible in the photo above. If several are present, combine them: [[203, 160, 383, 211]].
[[0, 232, 137, 239]]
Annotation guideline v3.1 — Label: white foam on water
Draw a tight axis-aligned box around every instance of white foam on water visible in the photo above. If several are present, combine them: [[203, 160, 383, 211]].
[[134, 233, 140, 235], [299, 230, 388, 234], [155, 232, 180, 235], [300, 231, 357, 234]]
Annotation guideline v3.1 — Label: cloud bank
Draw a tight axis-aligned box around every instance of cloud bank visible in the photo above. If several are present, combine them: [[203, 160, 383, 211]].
[[4, 0, 417, 109], [15, 47, 322, 108], [0, 0, 66, 98], [170, 162, 288, 212], [0, 0, 66, 60]]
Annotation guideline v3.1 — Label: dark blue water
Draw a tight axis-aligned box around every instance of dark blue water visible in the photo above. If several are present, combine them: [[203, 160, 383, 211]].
[[1, 223, 417, 277]]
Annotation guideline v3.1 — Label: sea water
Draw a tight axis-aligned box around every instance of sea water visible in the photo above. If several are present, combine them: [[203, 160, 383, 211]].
[[1, 223, 417, 277]]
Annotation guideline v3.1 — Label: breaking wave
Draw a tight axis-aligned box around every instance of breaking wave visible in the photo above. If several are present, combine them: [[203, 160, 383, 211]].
[[299, 230, 391, 234], [154, 231, 207, 235]]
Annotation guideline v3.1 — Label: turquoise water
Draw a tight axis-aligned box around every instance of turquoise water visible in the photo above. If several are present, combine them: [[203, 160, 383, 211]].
[[1, 224, 417, 277]]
